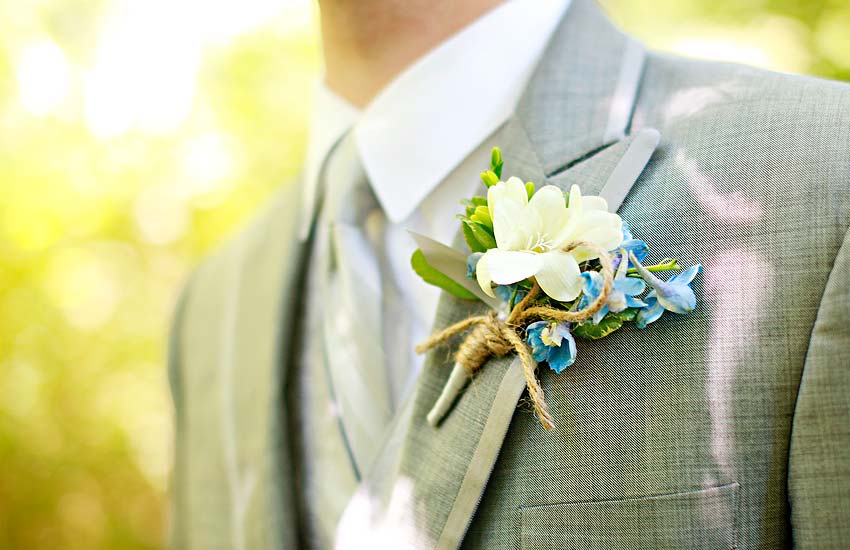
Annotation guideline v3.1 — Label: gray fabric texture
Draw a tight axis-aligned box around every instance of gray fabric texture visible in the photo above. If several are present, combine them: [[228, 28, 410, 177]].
[[788, 225, 850, 549], [519, 483, 740, 550], [167, 0, 850, 548], [168, 187, 307, 550]]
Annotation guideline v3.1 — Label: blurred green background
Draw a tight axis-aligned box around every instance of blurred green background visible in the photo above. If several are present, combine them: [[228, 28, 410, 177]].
[[0, 0, 847, 548]]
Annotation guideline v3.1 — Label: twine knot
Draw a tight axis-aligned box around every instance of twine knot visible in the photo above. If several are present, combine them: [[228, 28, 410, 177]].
[[453, 312, 513, 373], [415, 241, 615, 431]]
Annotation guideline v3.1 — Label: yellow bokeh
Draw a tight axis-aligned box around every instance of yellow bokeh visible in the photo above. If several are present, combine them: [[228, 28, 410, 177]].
[[1, 1, 847, 548]]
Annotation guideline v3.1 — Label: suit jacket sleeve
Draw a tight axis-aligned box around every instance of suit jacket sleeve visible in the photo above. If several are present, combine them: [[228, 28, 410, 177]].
[[788, 223, 850, 548], [166, 278, 193, 550]]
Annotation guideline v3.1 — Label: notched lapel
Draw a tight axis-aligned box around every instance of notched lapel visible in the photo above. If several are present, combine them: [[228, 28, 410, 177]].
[[518, 0, 646, 176], [548, 127, 661, 208]]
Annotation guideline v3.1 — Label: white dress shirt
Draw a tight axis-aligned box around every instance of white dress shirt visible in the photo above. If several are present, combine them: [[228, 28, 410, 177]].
[[301, 0, 572, 399]]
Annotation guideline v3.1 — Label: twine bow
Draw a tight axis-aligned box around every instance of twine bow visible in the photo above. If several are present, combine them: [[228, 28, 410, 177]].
[[415, 241, 615, 431]]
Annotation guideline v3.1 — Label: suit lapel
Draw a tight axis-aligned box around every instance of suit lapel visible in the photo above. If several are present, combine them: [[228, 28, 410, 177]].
[[180, 181, 309, 549], [336, 1, 656, 548], [517, 0, 646, 176], [227, 187, 313, 550]]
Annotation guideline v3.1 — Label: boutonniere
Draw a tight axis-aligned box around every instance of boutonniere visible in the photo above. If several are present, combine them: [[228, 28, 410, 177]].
[[411, 148, 702, 431]]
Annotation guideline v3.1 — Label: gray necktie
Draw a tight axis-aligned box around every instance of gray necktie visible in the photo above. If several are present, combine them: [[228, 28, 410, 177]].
[[317, 133, 392, 478]]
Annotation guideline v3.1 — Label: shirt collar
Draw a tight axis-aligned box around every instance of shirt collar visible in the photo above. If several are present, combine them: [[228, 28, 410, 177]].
[[300, 0, 571, 237]]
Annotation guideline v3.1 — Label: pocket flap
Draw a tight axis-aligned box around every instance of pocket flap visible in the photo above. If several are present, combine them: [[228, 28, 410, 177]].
[[520, 482, 740, 550]]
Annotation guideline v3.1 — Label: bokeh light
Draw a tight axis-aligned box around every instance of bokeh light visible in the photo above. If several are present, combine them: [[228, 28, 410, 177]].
[[0, 0, 847, 548]]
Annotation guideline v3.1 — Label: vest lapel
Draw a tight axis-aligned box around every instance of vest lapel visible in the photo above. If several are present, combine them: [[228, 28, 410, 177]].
[[335, 2, 656, 548]]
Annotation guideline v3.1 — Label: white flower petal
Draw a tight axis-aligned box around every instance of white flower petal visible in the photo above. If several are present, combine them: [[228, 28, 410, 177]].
[[582, 195, 609, 212], [567, 185, 583, 215], [535, 251, 582, 302], [487, 177, 528, 220], [553, 184, 584, 248], [568, 245, 599, 264], [570, 210, 623, 251], [475, 252, 496, 297], [492, 200, 526, 250], [488, 177, 531, 249], [481, 249, 543, 285], [527, 185, 568, 244]]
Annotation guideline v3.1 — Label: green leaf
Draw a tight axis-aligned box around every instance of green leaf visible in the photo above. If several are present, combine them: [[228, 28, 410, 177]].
[[410, 249, 478, 300], [619, 308, 639, 321], [461, 221, 487, 252], [466, 221, 497, 250], [572, 316, 624, 340], [572, 308, 639, 340]]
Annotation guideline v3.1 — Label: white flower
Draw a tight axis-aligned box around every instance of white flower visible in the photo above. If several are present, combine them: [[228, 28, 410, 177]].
[[475, 177, 623, 302]]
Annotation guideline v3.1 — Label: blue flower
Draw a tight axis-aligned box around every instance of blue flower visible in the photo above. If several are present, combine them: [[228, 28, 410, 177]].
[[579, 249, 648, 324], [620, 238, 649, 265], [630, 252, 702, 329], [525, 320, 577, 374], [612, 221, 649, 271], [494, 283, 528, 305]]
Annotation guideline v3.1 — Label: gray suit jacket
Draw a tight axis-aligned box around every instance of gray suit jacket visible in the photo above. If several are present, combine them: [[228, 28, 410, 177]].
[[168, 1, 850, 548]]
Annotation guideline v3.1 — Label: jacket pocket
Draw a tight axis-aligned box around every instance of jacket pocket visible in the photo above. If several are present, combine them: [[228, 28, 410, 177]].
[[519, 482, 740, 550]]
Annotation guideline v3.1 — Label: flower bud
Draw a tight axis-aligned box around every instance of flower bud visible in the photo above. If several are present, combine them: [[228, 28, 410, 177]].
[[479, 170, 499, 187]]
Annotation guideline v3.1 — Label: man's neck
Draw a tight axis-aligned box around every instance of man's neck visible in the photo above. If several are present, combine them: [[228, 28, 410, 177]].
[[319, 0, 504, 108]]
